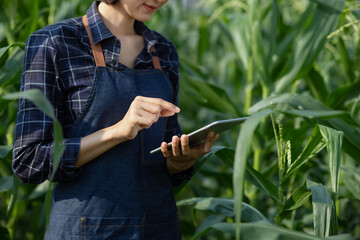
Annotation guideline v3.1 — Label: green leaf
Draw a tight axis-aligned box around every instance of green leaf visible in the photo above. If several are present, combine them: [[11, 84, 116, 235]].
[[246, 163, 279, 201], [2, 89, 65, 231], [307, 179, 332, 238], [228, 14, 250, 70], [213, 222, 321, 239], [0, 145, 12, 158], [233, 108, 273, 239], [281, 110, 359, 127], [249, 93, 360, 162], [336, 36, 354, 83], [210, 146, 278, 200], [318, 125, 343, 199], [2, 89, 56, 119], [268, 0, 278, 63], [0, 176, 13, 193], [177, 197, 234, 217], [173, 146, 224, 195], [211, 146, 279, 200], [213, 222, 354, 239], [304, 67, 329, 102], [177, 197, 269, 223], [0, 43, 25, 68], [341, 166, 360, 200], [20, 0, 38, 40], [51, 120, 65, 181], [283, 182, 312, 212], [326, 78, 360, 109], [191, 215, 224, 240], [182, 74, 242, 117], [0, 49, 24, 86], [26, 181, 50, 201], [251, 21, 270, 95], [275, 0, 345, 93], [6, 176, 20, 219], [0, 226, 11, 240], [284, 125, 326, 184]]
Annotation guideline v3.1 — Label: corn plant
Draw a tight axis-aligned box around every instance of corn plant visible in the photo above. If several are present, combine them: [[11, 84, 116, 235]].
[[1, 0, 360, 239]]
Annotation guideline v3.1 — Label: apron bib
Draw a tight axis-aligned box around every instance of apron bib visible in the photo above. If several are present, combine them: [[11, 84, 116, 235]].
[[45, 15, 180, 240]]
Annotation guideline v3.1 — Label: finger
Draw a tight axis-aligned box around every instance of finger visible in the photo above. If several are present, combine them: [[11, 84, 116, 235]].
[[137, 109, 160, 128], [161, 142, 170, 158], [171, 135, 181, 157], [140, 97, 180, 116], [180, 134, 190, 155], [139, 101, 163, 114], [203, 132, 216, 153]]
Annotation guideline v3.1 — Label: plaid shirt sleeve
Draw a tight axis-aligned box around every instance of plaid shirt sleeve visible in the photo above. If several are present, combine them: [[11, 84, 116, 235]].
[[12, 32, 81, 184]]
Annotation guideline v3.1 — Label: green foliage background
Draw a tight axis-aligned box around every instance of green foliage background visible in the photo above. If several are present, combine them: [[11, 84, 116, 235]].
[[1, 0, 360, 239]]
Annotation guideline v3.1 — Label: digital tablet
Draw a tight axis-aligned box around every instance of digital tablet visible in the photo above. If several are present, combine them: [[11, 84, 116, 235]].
[[150, 117, 248, 154]]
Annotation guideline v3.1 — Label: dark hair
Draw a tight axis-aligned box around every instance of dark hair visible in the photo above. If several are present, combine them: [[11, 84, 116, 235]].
[[101, 0, 118, 4]]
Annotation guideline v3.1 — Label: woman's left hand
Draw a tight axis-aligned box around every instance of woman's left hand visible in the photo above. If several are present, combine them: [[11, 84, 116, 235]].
[[161, 132, 219, 175]]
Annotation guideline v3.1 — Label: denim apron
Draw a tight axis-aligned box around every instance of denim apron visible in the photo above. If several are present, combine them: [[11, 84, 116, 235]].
[[45, 15, 180, 240]]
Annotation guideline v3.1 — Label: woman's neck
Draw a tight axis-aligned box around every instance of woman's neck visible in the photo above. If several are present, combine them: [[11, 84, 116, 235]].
[[98, 2, 136, 37]]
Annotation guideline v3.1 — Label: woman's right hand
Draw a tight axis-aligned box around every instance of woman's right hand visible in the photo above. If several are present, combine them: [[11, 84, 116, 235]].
[[112, 96, 180, 141], [76, 96, 179, 168]]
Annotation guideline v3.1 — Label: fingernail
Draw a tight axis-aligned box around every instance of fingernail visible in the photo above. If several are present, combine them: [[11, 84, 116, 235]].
[[175, 106, 180, 112]]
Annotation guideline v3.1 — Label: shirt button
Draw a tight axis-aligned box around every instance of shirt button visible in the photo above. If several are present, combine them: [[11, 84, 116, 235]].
[[111, 60, 116, 65]]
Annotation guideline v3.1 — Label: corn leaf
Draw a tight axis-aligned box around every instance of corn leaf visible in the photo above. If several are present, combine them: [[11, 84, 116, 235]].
[[280, 110, 359, 127], [211, 222, 353, 240], [251, 21, 269, 89], [0, 43, 25, 68], [268, 0, 278, 63], [177, 197, 268, 223], [181, 65, 242, 117], [275, 0, 345, 93], [6, 176, 19, 219], [341, 166, 360, 200], [228, 14, 250, 70], [304, 68, 329, 103], [307, 179, 332, 238], [19, 0, 38, 40], [246, 163, 279, 201], [173, 146, 223, 195], [283, 182, 312, 212], [284, 125, 326, 184], [2, 89, 55, 119], [191, 215, 225, 240], [326, 78, 360, 109], [0, 226, 10, 240], [26, 181, 50, 201], [0, 176, 13, 193], [0, 49, 24, 86], [2, 89, 65, 230], [249, 93, 360, 162], [211, 146, 279, 200], [318, 125, 343, 199], [0, 145, 12, 158], [233, 108, 273, 239]]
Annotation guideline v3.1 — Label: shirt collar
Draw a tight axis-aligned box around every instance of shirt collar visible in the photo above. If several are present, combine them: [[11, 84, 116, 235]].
[[86, 1, 158, 52]]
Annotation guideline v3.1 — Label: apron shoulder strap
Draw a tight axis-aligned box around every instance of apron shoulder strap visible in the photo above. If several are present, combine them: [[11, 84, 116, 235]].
[[150, 46, 162, 70], [82, 15, 106, 67], [83, 15, 162, 70]]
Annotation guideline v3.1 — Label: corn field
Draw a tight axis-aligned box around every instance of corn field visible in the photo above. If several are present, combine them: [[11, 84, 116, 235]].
[[1, 0, 360, 239]]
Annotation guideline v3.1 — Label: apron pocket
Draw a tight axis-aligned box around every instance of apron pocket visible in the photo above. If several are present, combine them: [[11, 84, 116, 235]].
[[80, 216, 143, 240], [141, 119, 166, 166]]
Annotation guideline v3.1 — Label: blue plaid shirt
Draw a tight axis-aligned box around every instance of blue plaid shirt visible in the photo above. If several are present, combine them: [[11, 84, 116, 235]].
[[13, 1, 192, 185]]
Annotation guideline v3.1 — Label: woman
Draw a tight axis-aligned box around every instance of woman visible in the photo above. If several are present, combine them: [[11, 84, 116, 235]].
[[13, 0, 218, 239]]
